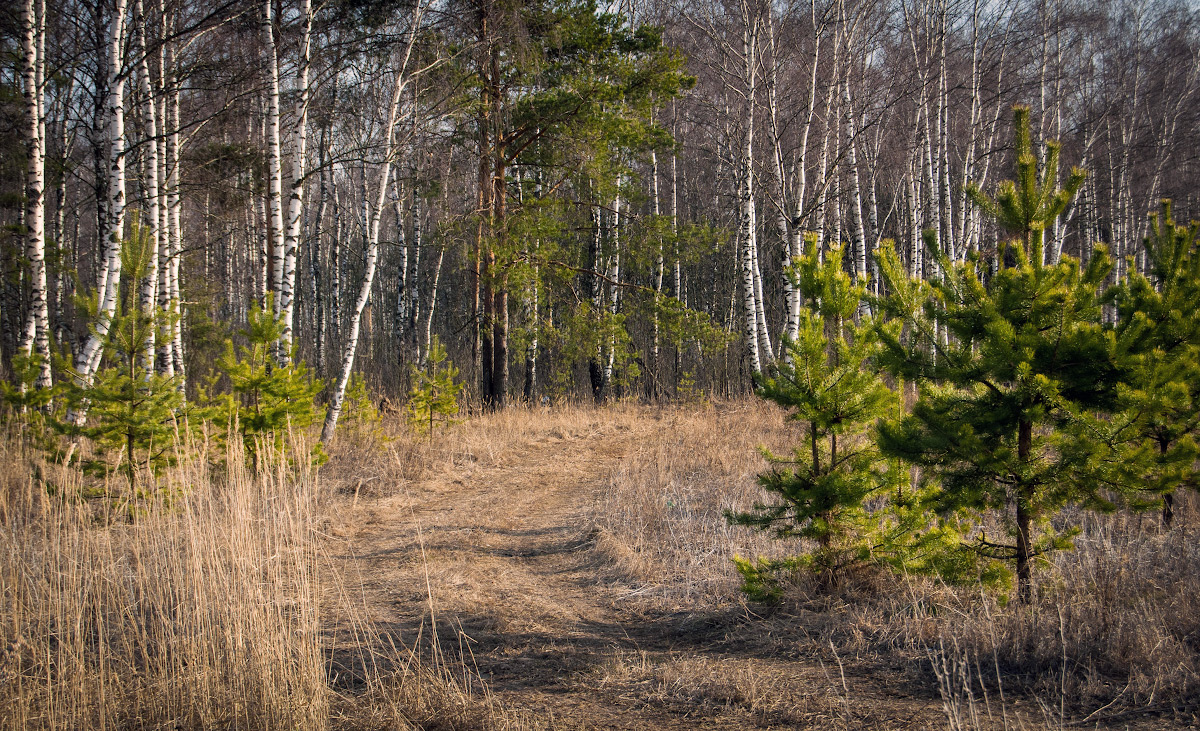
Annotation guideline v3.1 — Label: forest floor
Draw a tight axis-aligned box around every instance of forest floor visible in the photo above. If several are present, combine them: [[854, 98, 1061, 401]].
[[317, 403, 1200, 730]]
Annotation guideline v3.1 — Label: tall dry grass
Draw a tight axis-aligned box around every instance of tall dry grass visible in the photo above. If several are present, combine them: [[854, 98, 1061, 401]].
[[0, 418, 540, 731], [322, 400, 647, 500], [589, 399, 796, 606], [0, 427, 328, 729]]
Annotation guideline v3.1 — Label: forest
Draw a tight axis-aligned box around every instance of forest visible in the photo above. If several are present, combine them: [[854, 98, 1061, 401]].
[[2, 0, 1200, 727]]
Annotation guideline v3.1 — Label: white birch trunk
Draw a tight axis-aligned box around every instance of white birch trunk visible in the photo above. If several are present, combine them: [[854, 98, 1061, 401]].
[[603, 191, 621, 389], [165, 27, 184, 382], [650, 148, 663, 397], [135, 0, 161, 377], [907, 154, 922, 277], [785, 4, 822, 345], [278, 0, 313, 364], [263, 0, 285, 319], [407, 194, 422, 347], [843, 79, 867, 286], [19, 0, 51, 388], [75, 0, 128, 388], [421, 246, 444, 367], [322, 4, 422, 443], [311, 135, 329, 375], [737, 8, 765, 374], [392, 195, 408, 340]]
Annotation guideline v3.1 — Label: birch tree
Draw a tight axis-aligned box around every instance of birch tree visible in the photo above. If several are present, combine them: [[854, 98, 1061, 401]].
[[321, 0, 425, 443], [75, 0, 129, 392], [18, 0, 52, 389], [278, 0, 314, 365]]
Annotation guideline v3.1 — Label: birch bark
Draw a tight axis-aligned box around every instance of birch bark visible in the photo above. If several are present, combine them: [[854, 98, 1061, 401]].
[[322, 5, 423, 443], [279, 0, 313, 364], [421, 245, 444, 367], [165, 23, 184, 381], [75, 0, 128, 388], [737, 2, 764, 374], [19, 0, 52, 388], [263, 0, 285, 319], [135, 0, 162, 376]]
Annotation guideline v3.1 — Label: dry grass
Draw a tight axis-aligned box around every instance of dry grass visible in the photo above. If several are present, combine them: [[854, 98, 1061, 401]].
[[323, 401, 646, 502], [589, 399, 796, 606], [592, 650, 855, 727], [584, 399, 1200, 725], [4, 400, 1197, 729], [0, 417, 544, 731], [0, 427, 328, 729]]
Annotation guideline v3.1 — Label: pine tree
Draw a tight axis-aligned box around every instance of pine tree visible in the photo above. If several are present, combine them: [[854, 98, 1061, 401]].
[[965, 105, 1085, 267], [207, 296, 323, 467], [405, 336, 462, 441], [877, 106, 1121, 602], [728, 242, 978, 592], [61, 228, 183, 493], [1109, 200, 1200, 527]]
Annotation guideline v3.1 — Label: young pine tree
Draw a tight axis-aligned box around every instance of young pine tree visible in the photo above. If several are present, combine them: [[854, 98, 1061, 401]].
[[405, 336, 462, 441], [877, 106, 1122, 602], [1109, 200, 1200, 527], [207, 297, 323, 467], [62, 228, 184, 493], [728, 243, 968, 593]]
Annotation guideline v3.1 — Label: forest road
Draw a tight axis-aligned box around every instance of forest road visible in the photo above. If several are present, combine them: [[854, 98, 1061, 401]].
[[328, 418, 937, 730]]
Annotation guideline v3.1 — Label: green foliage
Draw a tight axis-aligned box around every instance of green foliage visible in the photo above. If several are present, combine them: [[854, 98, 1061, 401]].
[[731, 555, 797, 603], [1, 353, 61, 453], [503, 0, 694, 177], [60, 229, 184, 491], [728, 243, 965, 589], [405, 337, 462, 439], [1, 354, 57, 416], [542, 302, 641, 397], [205, 297, 323, 466], [1108, 200, 1200, 521], [643, 292, 730, 355], [877, 106, 1124, 601], [965, 104, 1086, 264], [341, 372, 382, 430]]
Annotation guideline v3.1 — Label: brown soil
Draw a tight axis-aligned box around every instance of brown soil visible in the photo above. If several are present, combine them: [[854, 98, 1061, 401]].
[[324, 416, 951, 730]]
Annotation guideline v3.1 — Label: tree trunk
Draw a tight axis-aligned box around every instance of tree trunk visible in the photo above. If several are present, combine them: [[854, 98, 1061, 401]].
[[75, 0, 128, 391], [311, 130, 329, 376], [1016, 417, 1034, 603], [392, 194, 408, 342], [322, 7, 421, 442], [843, 78, 868, 289], [163, 10, 184, 385], [19, 0, 51, 389], [421, 245, 444, 367], [650, 148, 662, 400], [738, 14, 763, 375], [135, 0, 162, 377], [263, 0, 285, 321], [523, 261, 537, 401], [279, 0, 313, 365], [589, 203, 606, 402]]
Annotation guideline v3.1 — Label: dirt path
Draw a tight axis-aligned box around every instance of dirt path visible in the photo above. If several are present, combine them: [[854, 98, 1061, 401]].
[[329, 419, 941, 730]]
